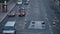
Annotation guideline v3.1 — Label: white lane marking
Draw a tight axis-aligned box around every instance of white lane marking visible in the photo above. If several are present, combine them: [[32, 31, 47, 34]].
[[44, 13, 53, 34], [25, 19, 27, 22], [25, 3, 30, 20], [24, 3, 31, 29], [45, 17, 48, 20], [49, 25, 52, 28], [48, 23, 53, 34]]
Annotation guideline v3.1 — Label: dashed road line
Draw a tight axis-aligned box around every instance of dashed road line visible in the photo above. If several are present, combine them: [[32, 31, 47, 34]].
[[44, 13, 53, 34], [25, 3, 31, 20]]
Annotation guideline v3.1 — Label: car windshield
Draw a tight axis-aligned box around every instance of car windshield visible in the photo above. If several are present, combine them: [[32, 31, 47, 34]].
[[3, 26, 14, 30]]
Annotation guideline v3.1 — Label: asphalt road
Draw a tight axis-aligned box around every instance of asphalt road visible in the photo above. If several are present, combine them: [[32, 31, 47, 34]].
[[0, 0, 60, 34]]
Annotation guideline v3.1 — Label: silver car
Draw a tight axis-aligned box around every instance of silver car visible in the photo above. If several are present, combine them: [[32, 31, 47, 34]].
[[8, 11, 15, 17]]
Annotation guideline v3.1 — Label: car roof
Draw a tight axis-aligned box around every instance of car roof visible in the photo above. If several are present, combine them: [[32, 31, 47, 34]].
[[5, 21, 16, 26]]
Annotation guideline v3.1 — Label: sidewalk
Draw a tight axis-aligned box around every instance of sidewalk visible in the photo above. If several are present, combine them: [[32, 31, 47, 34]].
[[0, 2, 16, 23]]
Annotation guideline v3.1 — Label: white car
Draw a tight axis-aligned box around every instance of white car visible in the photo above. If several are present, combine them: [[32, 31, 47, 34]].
[[17, 0, 22, 5], [3, 21, 16, 34]]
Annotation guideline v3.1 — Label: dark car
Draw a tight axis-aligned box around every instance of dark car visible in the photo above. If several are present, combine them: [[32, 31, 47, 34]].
[[24, 0, 30, 5], [8, 11, 15, 17], [18, 9, 25, 17]]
